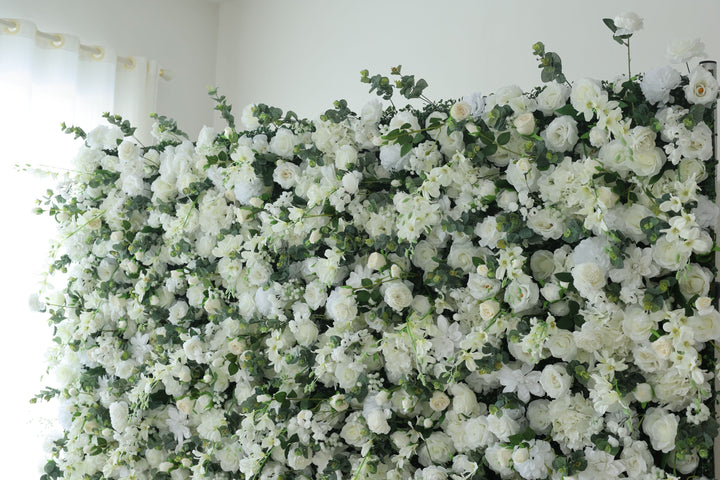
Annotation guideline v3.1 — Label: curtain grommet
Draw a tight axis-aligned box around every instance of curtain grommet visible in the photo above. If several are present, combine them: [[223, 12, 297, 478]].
[[51, 33, 65, 48], [90, 46, 105, 61], [121, 56, 136, 71], [3, 19, 20, 35]]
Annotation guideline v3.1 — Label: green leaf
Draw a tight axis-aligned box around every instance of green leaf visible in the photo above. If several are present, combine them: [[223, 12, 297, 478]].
[[555, 272, 573, 283], [602, 18, 617, 33], [361, 278, 373, 288], [496, 131, 511, 145]]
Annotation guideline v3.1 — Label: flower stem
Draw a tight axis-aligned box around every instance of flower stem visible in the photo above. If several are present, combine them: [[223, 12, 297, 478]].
[[626, 39, 632, 79]]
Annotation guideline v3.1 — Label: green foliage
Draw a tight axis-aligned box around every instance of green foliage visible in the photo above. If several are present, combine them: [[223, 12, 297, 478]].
[[532, 42, 567, 84], [149, 112, 188, 140], [321, 99, 354, 123], [102, 112, 136, 137], [208, 87, 236, 129]]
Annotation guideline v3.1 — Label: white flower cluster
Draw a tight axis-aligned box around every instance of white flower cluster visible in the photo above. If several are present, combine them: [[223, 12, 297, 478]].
[[36, 21, 719, 480]]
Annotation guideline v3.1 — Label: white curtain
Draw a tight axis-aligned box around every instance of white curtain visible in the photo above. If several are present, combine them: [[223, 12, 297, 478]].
[[0, 19, 159, 477]]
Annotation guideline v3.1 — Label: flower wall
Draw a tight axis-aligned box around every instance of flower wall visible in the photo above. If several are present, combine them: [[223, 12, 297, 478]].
[[37, 15, 720, 480]]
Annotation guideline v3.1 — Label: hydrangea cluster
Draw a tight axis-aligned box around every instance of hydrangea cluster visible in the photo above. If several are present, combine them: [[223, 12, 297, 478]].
[[37, 17, 719, 480]]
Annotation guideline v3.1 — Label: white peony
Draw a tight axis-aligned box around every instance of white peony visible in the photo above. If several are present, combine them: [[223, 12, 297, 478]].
[[642, 407, 678, 453], [667, 38, 706, 64], [613, 12, 643, 35], [571, 262, 607, 301], [640, 66, 681, 105]]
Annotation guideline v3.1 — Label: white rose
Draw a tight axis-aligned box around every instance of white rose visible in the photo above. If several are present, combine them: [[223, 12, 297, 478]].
[[383, 281, 413, 312], [412, 241, 440, 273], [447, 241, 480, 274], [513, 113, 535, 135], [117, 139, 140, 161], [685, 66, 719, 105], [530, 250, 555, 281], [542, 115, 578, 152], [109, 401, 129, 431], [485, 444, 514, 477], [287, 444, 312, 470], [467, 274, 502, 301], [479, 300, 500, 321], [425, 111, 448, 140], [642, 407, 678, 453], [183, 336, 205, 363], [679, 123, 713, 162], [651, 336, 673, 359], [536, 82, 570, 115], [668, 450, 700, 475], [630, 126, 657, 152], [304, 281, 327, 310], [290, 319, 319, 347], [678, 263, 713, 300], [341, 171, 361, 194], [504, 278, 540, 313], [667, 38, 706, 64], [361, 99, 383, 124], [450, 383, 478, 417], [365, 409, 391, 434], [540, 283, 562, 302], [429, 391, 451, 412], [325, 288, 358, 325], [526, 399, 552, 434], [527, 208, 565, 239], [652, 236, 691, 270], [589, 125, 610, 147], [367, 252, 386, 270], [689, 310, 720, 343], [273, 161, 300, 189], [613, 12, 643, 35], [641, 65, 681, 105], [621, 306, 654, 343], [240, 103, 260, 130], [623, 204, 655, 242], [506, 157, 538, 193], [571, 262, 607, 300], [335, 363, 360, 391], [540, 364, 572, 399], [269, 128, 296, 158], [634, 383, 653, 403], [379, 143, 409, 172], [335, 144, 358, 170], [696, 296, 714, 314], [450, 100, 472, 121], [340, 414, 367, 447], [546, 330, 577, 361], [418, 432, 456, 466], [487, 414, 520, 442], [330, 394, 349, 411], [629, 147, 666, 177]]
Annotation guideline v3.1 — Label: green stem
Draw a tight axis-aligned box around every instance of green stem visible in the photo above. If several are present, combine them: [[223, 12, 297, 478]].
[[626, 39, 632, 80]]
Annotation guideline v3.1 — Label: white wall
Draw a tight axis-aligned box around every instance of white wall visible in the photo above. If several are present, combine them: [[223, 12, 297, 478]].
[[216, 0, 720, 123], [3, 0, 220, 137]]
